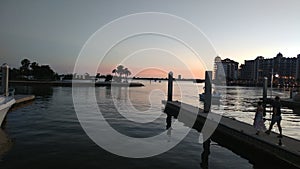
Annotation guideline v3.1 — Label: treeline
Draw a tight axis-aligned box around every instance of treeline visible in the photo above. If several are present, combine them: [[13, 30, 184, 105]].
[[7, 59, 133, 82], [9, 59, 58, 81]]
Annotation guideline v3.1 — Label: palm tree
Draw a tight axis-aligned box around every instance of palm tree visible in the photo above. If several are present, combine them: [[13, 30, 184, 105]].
[[124, 68, 131, 82], [21, 59, 30, 69], [116, 65, 124, 77], [112, 69, 117, 76], [20, 58, 31, 76]]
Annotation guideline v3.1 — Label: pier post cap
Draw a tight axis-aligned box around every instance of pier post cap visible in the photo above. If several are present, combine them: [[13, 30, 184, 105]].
[[169, 71, 173, 76]]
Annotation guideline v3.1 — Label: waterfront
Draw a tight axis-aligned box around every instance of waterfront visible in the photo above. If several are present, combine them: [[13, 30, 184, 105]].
[[0, 81, 299, 168]]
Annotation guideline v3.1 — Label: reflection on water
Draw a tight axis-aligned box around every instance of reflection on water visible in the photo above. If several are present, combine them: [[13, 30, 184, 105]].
[[1, 82, 299, 168], [210, 86, 300, 140], [200, 138, 211, 169], [0, 129, 13, 158], [12, 85, 53, 97]]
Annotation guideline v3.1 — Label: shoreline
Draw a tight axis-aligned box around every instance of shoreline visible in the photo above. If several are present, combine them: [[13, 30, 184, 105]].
[[7, 80, 144, 87]]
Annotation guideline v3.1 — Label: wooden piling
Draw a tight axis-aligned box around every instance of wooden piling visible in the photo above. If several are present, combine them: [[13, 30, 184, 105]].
[[167, 72, 173, 101], [204, 71, 212, 113], [263, 77, 268, 111], [1, 64, 9, 96], [290, 88, 294, 99]]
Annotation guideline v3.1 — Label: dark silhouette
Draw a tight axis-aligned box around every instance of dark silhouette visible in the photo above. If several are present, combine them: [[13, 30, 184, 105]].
[[62, 74, 73, 80], [253, 101, 266, 135], [166, 114, 172, 129], [112, 69, 117, 76], [112, 65, 131, 82], [104, 74, 113, 82], [95, 73, 101, 79], [265, 96, 283, 138], [116, 65, 124, 78], [20, 58, 31, 76], [9, 59, 56, 80], [123, 68, 131, 82], [200, 138, 211, 169]]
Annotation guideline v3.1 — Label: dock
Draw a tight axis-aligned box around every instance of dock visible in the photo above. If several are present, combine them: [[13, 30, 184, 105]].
[[163, 100, 300, 168], [163, 71, 300, 169], [10, 95, 35, 111], [14, 95, 35, 104]]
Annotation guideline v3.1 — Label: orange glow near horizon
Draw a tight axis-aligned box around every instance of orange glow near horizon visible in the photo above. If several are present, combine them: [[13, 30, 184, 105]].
[[95, 65, 205, 79]]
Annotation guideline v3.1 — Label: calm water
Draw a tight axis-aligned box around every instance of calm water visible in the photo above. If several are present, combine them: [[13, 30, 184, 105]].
[[0, 81, 299, 169]]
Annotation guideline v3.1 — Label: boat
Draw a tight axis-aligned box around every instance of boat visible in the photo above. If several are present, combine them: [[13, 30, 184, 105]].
[[0, 95, 15, 127]]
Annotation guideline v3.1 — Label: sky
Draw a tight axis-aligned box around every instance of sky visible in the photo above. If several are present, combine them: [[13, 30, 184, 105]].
[[0, 0, 299, 78]]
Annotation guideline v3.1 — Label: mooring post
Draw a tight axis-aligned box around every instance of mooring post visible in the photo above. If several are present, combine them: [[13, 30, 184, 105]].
[[290, 88, 293, 99], [1, 64, 9, 96], [166, 114, 172, 129], [204, 71, 212, 113], [166, 71, 174, 130], [167, 71, 173, 102], [263, 77, 268, 112]]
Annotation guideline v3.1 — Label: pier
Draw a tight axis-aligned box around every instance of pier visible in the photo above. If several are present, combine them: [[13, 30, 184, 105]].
[[14, 95, 35, 105], [9, 95, 35, 111], [163, 71, 300, 169], [163, 100, 300, 168]]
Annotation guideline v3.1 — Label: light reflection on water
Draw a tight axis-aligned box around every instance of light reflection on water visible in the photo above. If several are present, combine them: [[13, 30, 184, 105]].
[[157, 81, 300, 140], [0, 81, 299, 168]]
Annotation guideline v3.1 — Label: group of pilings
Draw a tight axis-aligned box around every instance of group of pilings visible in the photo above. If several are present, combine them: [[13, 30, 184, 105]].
[[167, 71, 213, 112]]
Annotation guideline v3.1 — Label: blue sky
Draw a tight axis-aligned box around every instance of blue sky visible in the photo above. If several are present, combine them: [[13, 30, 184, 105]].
[[0, 0, 299, 78]]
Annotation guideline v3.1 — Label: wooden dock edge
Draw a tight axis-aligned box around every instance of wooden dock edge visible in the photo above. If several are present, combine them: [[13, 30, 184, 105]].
[[10, 95, 36, 111]]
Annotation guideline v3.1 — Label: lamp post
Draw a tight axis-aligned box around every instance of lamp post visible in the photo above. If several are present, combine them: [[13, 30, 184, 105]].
[[271, 69, 274, 97], [271, 68, 279, 97]]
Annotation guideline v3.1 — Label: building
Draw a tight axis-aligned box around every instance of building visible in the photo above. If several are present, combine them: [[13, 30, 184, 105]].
[[214, 56, 239, 84], [178, 75, 182, 80], [239, 53, 300, 85]]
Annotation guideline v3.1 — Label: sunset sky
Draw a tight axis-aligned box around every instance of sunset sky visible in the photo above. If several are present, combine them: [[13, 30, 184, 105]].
[[1, 0, 300, 78]]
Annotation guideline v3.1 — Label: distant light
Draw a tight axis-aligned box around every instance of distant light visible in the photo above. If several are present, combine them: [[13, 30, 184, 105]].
[[275, 74, 279, 78]]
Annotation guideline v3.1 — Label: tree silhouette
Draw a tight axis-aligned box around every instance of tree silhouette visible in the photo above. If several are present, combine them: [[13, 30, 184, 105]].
[[30, 61, 39, 78], [116, 65, 124, 77], [112, 69, 117, 76], [124, 68, 131, 82], [21, 59, 30, 69], [105, 74, 113, 82], [112, 65, 132, 82], [96, 73, 101, 78], [20, 58, 31, 76]]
